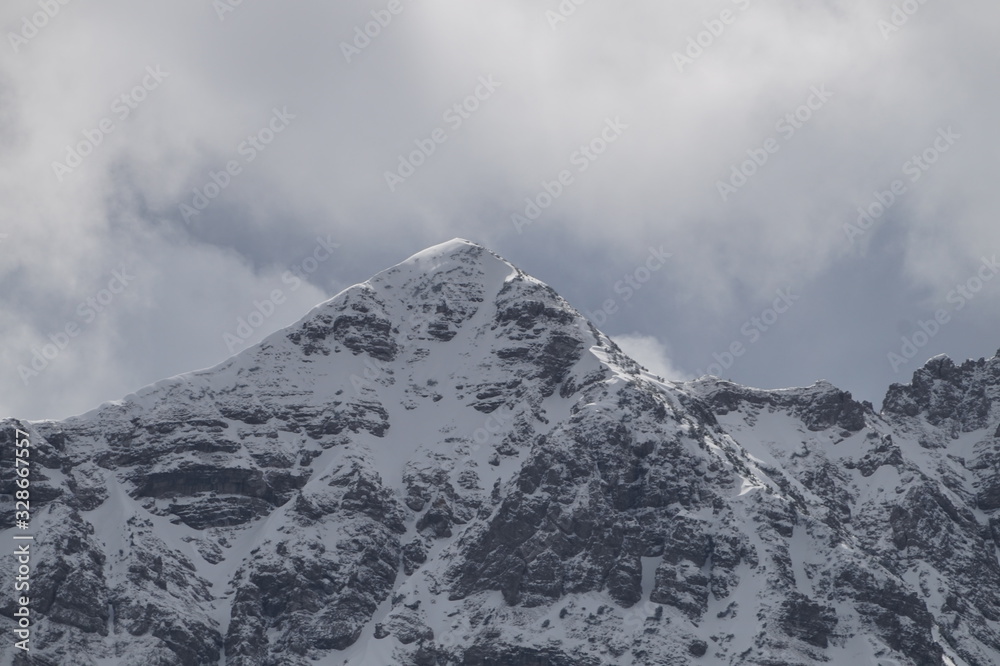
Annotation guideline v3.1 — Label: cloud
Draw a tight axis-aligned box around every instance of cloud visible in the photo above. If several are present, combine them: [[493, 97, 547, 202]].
[[610, 333, 692, 382], [1, 0, 998, 417]]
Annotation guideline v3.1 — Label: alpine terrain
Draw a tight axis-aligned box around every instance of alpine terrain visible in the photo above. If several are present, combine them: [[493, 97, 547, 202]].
[[4, 238, 1000, 666]]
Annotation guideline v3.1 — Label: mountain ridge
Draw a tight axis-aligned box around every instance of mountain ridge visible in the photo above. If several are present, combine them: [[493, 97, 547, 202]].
[[2, 238, 999, 665]]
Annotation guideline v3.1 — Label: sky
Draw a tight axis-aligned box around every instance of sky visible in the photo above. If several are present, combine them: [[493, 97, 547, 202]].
[[1, 0, 999, 421]]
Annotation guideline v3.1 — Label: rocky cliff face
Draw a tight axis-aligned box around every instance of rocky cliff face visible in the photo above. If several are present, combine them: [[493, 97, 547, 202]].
[[2, 239, 999, 665]]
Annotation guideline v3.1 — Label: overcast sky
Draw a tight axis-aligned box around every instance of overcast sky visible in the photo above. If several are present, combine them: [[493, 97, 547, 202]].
[[2, 0, 999, 421]]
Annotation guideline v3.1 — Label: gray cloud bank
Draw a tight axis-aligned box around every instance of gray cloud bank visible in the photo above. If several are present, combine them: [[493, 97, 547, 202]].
[[1, 0, 998, 419]]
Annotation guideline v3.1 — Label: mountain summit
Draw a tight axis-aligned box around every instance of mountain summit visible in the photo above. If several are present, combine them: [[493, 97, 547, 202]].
[[2, 240, 998, 665]]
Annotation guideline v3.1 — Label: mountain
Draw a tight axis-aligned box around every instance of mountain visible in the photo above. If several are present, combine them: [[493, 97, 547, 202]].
[[3, 238, 1000, 666]]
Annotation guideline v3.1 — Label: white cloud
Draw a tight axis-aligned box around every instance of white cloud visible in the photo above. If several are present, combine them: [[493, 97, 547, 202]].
[[610, 333, 692, 381]]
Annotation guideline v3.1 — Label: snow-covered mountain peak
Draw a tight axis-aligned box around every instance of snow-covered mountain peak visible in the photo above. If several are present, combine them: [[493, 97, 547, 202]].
[[3, 240, 998, 666], [392, 237, 499, 270], [366, 237, 515, 293]]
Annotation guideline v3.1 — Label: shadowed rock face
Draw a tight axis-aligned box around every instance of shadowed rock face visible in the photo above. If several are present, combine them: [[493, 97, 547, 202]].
[[700, 379, 869, 433], [883, 354, 997, 432], [3, 240, 1000, 665], [778, 593, 838, 649]]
